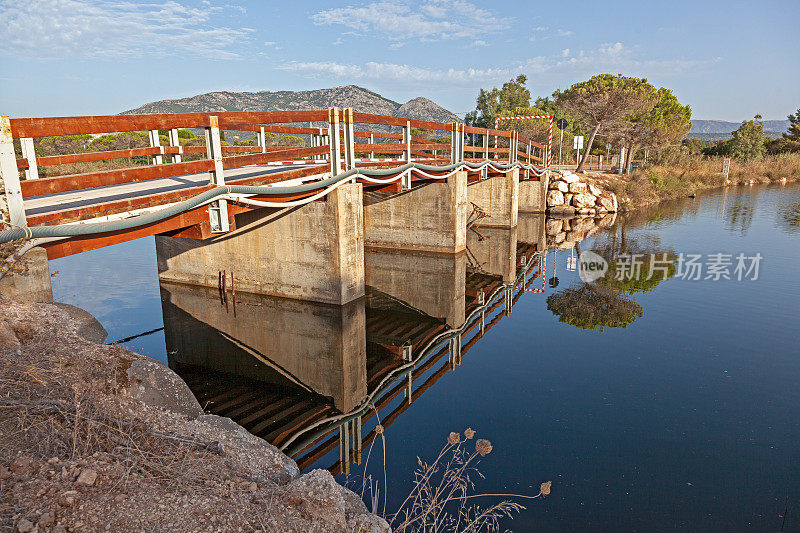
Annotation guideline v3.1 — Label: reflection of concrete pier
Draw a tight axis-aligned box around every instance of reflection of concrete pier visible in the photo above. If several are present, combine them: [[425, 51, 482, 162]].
[[466, 226, 518, 284], [365, 248, 466, 328], [161, 281, 367, 412]]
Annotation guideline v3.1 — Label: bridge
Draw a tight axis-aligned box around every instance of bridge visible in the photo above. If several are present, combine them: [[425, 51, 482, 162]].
[[0, 108, 552, 303]]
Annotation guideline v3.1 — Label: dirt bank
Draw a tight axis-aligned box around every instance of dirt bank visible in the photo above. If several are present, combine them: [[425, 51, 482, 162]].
[[0, 297, 389, 532]]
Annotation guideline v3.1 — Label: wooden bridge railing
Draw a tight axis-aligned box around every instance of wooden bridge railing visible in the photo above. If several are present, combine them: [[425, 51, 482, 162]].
[[0, 108, 550, 239]]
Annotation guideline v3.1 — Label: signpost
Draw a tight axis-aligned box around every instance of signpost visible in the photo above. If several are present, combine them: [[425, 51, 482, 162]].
[[556, 118, 568, 168], [722, 157, 731, 179], [573, 135, 584, 170]]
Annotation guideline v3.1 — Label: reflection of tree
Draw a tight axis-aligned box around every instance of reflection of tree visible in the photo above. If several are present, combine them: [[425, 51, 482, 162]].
[[777, 200, 800, 234], [724, 204, 755, 236], [546, 283, 643, 331], [589, 226, 678, 294], [598, 251, 677, 294]]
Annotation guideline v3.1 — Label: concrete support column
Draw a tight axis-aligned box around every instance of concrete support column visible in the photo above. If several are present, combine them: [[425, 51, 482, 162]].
[[518, 171, 549, 213], [156, 182, 365, 305], [363, 170, 467, 254], [467, 167, 519, 228]]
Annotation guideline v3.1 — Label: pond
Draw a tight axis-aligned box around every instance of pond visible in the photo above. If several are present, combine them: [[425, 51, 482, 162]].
[[49, 182, 800, 531]]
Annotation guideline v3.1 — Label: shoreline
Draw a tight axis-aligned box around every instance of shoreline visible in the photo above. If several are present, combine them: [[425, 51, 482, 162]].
[[0, 298, 390, 532]]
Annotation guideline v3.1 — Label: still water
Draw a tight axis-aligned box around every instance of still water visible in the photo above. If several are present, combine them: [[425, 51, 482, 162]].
[[50, 183, 800, 531]]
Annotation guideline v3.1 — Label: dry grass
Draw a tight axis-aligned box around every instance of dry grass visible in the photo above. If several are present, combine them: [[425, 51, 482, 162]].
[[603, 153, 800, 209], [356, 425, 550, 532]]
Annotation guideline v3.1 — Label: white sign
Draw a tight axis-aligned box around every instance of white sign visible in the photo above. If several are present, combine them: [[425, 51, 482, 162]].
[[606, 143, 612, 151], [573, 136, 584, 150]]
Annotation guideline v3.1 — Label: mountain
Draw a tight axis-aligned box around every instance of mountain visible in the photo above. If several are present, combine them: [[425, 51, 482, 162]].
[[122, 85, 461, 124], [689, 119, 790, 138]]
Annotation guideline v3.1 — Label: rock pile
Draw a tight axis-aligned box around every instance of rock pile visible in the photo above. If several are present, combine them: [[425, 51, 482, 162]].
[[547, 171, 618, 215]]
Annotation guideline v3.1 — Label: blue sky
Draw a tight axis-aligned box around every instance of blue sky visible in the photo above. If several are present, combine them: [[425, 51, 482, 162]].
[[0, 0, 797, 121]]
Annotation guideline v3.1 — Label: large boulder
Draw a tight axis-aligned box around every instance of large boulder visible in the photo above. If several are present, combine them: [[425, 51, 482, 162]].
[[563, 193, 574, 206], [550, 180, 568, 193], [568, 182, 587, 194], [572, 192, 596, 208], [125, 359, 203, 418], [561, 172, 580, 184], [546, 190, 565, 206], [588, 183, 603, 196], [597, 196, 615, 211]]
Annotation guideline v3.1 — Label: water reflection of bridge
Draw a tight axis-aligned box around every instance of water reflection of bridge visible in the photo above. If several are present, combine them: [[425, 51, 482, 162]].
[[161, 213, 545, 474]]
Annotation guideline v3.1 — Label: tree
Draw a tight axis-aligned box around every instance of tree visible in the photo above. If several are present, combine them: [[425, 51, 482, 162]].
[[614, 87, 692, 173], [784, 107, 800, 141], [465, 75, 531, 129], [556, 74, 658, 172], [730, 115, 766, 160]]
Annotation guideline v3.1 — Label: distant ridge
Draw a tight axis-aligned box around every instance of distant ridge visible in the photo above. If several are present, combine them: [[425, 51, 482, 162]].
[[122, 85, 461, 124], [689, 119, 790, 138]]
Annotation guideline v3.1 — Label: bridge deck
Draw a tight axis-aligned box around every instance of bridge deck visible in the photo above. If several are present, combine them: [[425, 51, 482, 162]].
[[24, 163, 319, 218]]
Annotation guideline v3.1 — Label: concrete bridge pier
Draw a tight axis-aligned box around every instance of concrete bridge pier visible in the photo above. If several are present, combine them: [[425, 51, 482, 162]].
[[518, 173, 549, 213], [161, 282, 367, 412], [467, 168, 519, 228], [363, 171, 467, 253], [365, 248, 467, 329], [155, 183, 364, 305]]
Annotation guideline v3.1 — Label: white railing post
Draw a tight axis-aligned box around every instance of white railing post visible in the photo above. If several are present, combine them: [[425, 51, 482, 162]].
[[328, 108, 342, 175], [148, 129, 163, 165], [459, 123, 465, 162], [403, 120, 411, 163], [205, 116, 229, 233], [168, 128, 182, 163], [342, 107, 356, 171], [0, 116, 25, 228], [484, 129, 489, 161], [257, 126, 266, 153], [369, 133, 374, 160], [450, 123, 457, 164], [525, 142, 531, 178], [20, 138, 38, 181]]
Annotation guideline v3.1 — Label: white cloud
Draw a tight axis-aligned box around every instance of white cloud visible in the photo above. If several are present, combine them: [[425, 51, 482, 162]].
[[557, 28, 574, 37], [471, 40, 489, 47], [279, 60, 513, 87], [0, 0, 252, 59], [311, 0, 511, 42], [280, 42, 715, 88], [263, 41, 278, 47]]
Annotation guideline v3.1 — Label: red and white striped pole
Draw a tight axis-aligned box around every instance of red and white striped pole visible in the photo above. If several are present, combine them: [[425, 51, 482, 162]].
[[494, 115, 554, 168]]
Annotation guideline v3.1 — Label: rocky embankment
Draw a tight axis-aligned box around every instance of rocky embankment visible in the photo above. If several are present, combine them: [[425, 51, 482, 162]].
[[0, 298, 389, 532], [546, 171, 618, 216]]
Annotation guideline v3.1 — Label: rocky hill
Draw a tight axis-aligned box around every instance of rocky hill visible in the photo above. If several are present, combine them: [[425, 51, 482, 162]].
[[689, 119, 790, 138], [122, 85, 461, 124]]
